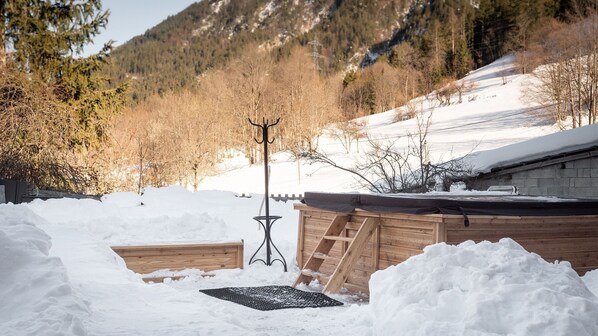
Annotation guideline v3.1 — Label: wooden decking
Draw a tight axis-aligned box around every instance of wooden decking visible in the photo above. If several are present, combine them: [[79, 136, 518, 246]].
[[112, 241, 244, 282]]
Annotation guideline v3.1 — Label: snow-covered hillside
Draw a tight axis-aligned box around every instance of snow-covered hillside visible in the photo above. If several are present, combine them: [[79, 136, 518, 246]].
[[199, 55, 560, 195]]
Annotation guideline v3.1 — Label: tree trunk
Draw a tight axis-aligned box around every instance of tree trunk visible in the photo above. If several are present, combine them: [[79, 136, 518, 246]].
[[297, 158, 301, 185], [0, 19, 5, 72], [193, 164, 198, 192], [137, 146, 144, 195]]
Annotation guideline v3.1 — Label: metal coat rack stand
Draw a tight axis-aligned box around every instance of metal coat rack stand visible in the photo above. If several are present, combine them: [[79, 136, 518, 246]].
[[248, 117, 287, 272]]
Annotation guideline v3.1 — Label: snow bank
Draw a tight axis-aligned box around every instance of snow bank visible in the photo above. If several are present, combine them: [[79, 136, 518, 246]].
[[0, 205, 88, 336], [583, 269, 598, 298], [26, 187, 232, 245], [370, 238, 598, 336], [15, 188, 311, 335], [26, 187, 299, 264]]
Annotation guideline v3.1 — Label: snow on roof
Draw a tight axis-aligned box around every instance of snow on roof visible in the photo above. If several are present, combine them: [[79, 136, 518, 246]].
[[466, 123, 598, 174]]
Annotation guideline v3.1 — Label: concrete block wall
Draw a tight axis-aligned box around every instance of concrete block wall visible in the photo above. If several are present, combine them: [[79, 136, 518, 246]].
[[468, 156, 598, 199]]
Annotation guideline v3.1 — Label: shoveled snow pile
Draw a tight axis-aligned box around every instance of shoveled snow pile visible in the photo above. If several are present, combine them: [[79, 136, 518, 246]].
[[369, 238, 598, 336], [583, 269, 598, 298], [0, 205, 89, 336], [26, 187, 235, 245]]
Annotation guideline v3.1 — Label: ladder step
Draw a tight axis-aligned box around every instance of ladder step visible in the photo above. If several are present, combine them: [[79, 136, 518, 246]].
[[300, 269, 330, 282], [312, 252, 327, 259], [318, 275, 330, 283], [314, 255, 341, 264], [301, 269, 325, 277], [323, 235, 353, 242], [312, 254, 341, 263]]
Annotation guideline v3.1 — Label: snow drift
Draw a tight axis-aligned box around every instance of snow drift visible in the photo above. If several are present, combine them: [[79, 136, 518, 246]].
[[26, 187, 233, 245], [0, 205, 89, 336], [369, 238, 598, 336], [583, 269, 598, 299]]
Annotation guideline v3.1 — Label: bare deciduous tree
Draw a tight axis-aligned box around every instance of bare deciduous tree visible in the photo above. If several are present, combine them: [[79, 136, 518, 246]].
[[311, 107, 471, 193], [0, 67, 89, 191], [329, 119, 365, 154], [524, 14, 598, 128]]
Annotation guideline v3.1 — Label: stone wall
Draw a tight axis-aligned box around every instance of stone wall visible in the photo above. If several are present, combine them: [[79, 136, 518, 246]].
[[468, 155, 598, 199]]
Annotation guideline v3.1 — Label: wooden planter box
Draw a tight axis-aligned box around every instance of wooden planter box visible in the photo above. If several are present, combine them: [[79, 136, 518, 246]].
[[295, 193, 598, 293], [112, 241, 244, 282]]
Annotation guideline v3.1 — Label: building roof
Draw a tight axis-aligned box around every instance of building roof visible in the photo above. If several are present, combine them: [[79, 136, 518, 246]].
[[466, 123, 598, 174]]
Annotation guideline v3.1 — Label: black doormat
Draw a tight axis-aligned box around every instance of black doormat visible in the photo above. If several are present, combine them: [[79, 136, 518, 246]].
[[199, 285, 343, 311]]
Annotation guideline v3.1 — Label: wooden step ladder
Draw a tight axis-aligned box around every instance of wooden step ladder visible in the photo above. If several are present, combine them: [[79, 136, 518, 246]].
[[293, 215, 379, 294]]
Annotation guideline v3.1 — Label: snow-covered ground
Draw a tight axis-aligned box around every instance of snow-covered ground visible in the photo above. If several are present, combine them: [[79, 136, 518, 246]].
[[3, 188, 374, 336], [3, 56, 598, 335], [2, 188, 598, 335]]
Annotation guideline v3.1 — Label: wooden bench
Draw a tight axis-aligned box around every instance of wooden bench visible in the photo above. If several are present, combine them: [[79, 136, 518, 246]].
[[112, 241, 244, 282]]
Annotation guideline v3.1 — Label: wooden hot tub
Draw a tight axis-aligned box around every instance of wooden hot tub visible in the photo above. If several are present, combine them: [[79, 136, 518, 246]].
[[294, 192, 598, 294]]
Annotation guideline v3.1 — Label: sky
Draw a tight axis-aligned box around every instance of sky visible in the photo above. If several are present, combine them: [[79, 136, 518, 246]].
[[84, 0, 198, 56]]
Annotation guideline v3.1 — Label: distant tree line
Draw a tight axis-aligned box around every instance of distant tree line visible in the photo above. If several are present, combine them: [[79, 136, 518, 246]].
[[109, 46, 341, 191]]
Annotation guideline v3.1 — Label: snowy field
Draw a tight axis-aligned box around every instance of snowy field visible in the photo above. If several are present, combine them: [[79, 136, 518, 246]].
[[3, 56, 598, 335]]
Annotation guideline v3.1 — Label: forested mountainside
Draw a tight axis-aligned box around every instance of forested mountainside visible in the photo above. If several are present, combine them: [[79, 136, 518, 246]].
[[106, 0, 580, 102], [104, 0, 412, 101]]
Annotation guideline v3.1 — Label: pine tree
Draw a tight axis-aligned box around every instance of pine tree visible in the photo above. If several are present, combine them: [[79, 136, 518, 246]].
[[2, 0, 107, 76], [2, 0, 127, 148], [0, 0, 127, 191]]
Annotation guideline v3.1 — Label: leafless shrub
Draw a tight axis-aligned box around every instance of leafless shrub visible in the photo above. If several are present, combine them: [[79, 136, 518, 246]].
[[312, 108, 472, 193]]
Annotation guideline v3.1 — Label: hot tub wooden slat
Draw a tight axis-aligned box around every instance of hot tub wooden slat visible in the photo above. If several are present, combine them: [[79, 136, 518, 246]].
[[443, 215, 598, 226], [517, 237, 598, 252], [575, 266, 597, 274], [447, 229, 598, 242], [112, 246, 240, 258]]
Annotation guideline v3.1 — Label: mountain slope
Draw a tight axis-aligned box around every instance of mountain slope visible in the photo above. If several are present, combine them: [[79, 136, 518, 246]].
[[104, 0, 414, 101], [104, 0, 568, 103]]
